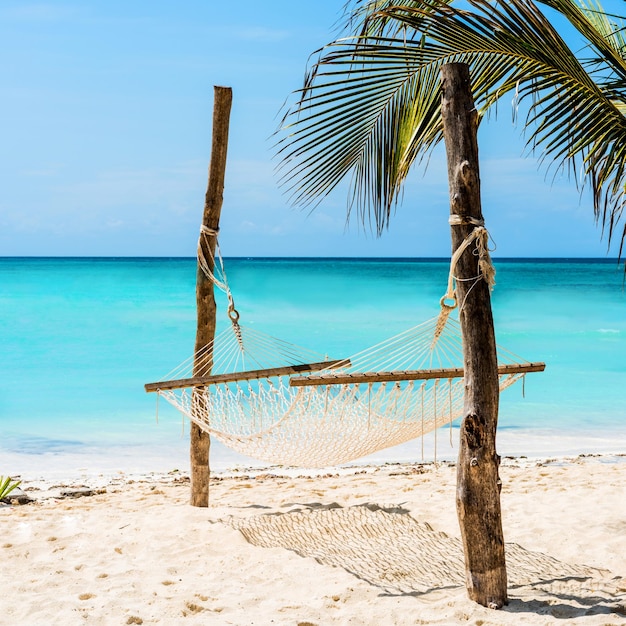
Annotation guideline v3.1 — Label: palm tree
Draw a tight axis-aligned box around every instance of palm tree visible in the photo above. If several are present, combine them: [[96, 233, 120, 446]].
[[275, 0, 626, 607], [277, 0, 626, 248]]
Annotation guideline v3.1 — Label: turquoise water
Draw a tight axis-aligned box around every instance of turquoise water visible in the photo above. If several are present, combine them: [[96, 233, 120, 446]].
[[1, 257, 625, 478]]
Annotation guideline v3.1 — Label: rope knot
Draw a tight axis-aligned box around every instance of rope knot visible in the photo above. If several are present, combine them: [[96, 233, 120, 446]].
[[196, 228, 242, 330], [448, 215, 485, 228], [200, 225, 220, 237], [434, 219, 497, 345], [474, 227, 496, 291]]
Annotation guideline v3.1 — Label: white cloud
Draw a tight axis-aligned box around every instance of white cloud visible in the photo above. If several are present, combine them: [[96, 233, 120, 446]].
[[53, 161, 206, 210], [20, 165, 64, 177]]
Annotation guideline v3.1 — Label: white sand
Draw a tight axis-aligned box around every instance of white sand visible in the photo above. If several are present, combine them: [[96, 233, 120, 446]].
[[2, 455, 625, 625]]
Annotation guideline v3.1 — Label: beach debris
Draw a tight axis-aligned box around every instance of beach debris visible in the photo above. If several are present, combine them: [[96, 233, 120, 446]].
[[59, 487, 105, 499], [1, 486, 33, 506]]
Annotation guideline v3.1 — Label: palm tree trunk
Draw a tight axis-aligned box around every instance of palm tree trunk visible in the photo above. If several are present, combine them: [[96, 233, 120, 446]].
[[190, 85, 233, 507], [440, 63, 507, 607]]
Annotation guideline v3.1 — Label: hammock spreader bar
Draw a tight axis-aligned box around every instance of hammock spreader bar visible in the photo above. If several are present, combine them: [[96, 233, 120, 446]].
[[289, 362, 546, 387], [144, 359, 348, 393], [145, 360, 545, 393]]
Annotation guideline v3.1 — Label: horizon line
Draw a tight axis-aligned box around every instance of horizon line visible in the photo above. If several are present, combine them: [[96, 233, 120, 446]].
[[0, 255, 621, 262]]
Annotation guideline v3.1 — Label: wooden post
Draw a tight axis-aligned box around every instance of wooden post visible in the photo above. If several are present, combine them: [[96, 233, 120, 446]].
[[190, 86, 233, 507], [440, 63, 508, 607]]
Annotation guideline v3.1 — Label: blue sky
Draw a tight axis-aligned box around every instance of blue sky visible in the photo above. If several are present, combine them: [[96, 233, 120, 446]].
[[0, 0, 620, 258]]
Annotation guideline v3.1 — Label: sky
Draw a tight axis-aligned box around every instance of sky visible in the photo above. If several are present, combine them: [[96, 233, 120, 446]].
[[0, 0, 621, 258]]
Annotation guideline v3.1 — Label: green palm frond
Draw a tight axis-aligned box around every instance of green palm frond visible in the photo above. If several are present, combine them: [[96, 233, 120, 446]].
[[538, 0, 626, 84], [277, 36, 445, 230], [0, 475, 21, 501], [276, 0, 626, 249]]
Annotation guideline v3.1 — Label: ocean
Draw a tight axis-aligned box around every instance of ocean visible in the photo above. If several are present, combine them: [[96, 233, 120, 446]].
[[1, 257, 625, 480]]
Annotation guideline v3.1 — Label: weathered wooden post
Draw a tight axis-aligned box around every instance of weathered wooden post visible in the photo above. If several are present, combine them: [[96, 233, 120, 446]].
[[190, 85, 233, 507], [440, 63, 507, 607]]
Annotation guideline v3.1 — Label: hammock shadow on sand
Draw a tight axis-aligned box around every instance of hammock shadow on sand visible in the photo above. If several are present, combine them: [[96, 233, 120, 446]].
[[224, 502, 624, 612]]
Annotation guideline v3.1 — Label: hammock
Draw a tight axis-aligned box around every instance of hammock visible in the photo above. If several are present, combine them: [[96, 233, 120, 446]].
[[145, 228, 544, 467]]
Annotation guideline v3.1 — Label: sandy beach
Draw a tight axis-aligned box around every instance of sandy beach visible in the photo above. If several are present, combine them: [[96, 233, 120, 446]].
[[1, 454, 625, 625]]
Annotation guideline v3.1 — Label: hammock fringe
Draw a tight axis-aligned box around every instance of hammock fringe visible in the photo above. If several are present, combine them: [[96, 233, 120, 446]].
[[147, 316, 543, 468]]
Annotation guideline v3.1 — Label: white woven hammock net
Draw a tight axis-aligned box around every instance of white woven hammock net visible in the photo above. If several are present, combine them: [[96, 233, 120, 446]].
[[155, 313, 527, 468]]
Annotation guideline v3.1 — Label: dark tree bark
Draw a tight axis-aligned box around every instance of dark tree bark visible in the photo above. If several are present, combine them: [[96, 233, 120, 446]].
[[440, 63, 507, 607], [190, 86, 233, 507]]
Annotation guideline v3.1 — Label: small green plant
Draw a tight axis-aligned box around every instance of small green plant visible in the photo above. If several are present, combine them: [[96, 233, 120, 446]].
[[0, 476, 21, 501]]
